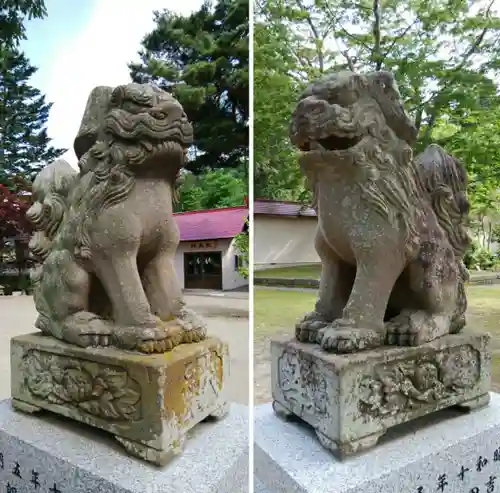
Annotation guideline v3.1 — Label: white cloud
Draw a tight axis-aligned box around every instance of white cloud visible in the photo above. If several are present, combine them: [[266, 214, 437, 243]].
[[44, 0, 203, 166]]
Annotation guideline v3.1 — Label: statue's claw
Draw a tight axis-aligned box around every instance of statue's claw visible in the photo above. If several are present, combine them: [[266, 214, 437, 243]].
[[176, 308, 207, 343], [121, 309, 207, 354], [319, 319, 384, 353], [60, 312, 113, 348], [295, 311, 331, 343], [386, 310, 449, 346]]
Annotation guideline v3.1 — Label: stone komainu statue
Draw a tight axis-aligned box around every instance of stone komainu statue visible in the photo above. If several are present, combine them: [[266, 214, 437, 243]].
[[290, 70, 471, 353], [27, 83, 206, 353]]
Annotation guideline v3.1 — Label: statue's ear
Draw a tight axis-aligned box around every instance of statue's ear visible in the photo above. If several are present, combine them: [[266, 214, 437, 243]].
[[367, 71, 395, 91], [74, 131, 98, 162], [367, 71, 418, 146], [73, 86, 113, 160]]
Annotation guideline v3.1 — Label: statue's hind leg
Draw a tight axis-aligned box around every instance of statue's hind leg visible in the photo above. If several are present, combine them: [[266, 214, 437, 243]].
[[37, 251, 112, 347], [386, 241, 460, 346]]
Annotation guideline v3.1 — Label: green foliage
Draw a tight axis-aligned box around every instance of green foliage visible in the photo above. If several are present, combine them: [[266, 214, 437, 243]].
[[491, 224, 500, 245], [254, 0, 500, 204], [233, 222, 248, 279], [1, 0, 46, 48], [130, 0, 249, 173], [464, 241, 499, 271], [253, 18, 310, 200], [0, 48, 66, 190], [175, 167, 247, 212]]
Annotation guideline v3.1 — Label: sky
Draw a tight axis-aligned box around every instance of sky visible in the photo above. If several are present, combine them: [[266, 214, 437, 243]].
[[21, 0, 205, 167]]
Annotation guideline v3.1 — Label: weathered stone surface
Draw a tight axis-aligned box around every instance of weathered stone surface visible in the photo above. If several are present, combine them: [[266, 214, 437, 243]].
[[271, 333, 491, 458], [73, 86, 114, 161], [0, 399, 248, 493], [11, 332, 229, 465], [290, 70, 471, 354], [26, 83, 203, 354], [255, 392, 500, 493]]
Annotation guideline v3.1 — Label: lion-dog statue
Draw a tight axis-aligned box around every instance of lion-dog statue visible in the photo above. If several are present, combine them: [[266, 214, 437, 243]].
[[290, 71, 470, 353], [26, 83, 206, 353]]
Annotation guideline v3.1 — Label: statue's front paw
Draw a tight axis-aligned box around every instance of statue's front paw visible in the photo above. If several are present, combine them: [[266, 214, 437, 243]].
[[177, 308, 207, 343], [295, 311, 331, 343], [320, 324, 384, 354]]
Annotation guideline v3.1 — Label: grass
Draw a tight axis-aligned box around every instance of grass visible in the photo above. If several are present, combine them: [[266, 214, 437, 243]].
[[254, 264, 321, 279], [254, 285, 500, 388], [254, 264, 500, 281], [254, 288, 316, 339], [255, 285, 500, 336]]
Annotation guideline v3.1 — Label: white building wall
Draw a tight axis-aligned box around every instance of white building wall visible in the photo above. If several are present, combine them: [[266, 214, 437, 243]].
[[254, 215, 320, 269], [222, 238, 248, 290], [174, 238, 247, 290]]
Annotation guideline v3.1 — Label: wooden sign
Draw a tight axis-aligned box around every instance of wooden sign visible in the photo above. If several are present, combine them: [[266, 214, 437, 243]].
[[188, 241, 217, 250]]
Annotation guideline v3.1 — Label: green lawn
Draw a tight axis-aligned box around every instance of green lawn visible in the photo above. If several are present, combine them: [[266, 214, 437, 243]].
[[254, 264, 499, 281], [254, 288, 316, 339], [254, 264, 321, 279], [254, 285, 500, 387], [466, 287, 500, 337]]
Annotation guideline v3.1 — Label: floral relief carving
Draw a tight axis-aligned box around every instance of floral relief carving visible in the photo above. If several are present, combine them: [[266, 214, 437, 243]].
[[359, 345, 481, 417], [183, 350, 223, 419], [23, 350, 142, 421], [278, 350, 328, 416]]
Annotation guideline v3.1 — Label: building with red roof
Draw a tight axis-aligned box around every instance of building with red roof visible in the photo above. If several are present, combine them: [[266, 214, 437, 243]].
[[254, 199, 319, 270], [173, 205, 248, 290]]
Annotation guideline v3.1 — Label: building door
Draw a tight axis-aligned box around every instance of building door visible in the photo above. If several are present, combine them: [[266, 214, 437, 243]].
[[184, 251, 223, 290]]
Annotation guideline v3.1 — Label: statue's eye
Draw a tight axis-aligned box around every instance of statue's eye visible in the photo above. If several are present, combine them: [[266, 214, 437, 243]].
[[150, 110, 167, 119]]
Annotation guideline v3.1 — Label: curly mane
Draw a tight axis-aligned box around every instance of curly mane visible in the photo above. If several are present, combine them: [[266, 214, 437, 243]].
[[64, 83, 193, 261], [27, 159, 79, 261], [416, 144, 471, 256]]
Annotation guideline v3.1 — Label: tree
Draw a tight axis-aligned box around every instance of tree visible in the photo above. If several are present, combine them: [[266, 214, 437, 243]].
[[130, 0, 249, 173], [0, 49, 66, 191], [433, 105, 500, 250], [0, 183, 30, 244], [233, 223, 248, 279], [0, 182, 32, 292], [254, 0, 500, 200], [253, 19, 310, 201], [175, 167, 247, 212], [1, 0, 46, 48]]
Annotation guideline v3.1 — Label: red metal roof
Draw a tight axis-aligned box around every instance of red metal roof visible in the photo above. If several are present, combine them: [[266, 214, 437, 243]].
[[254, 199, 316, 217], [174, 206, 248, 241]]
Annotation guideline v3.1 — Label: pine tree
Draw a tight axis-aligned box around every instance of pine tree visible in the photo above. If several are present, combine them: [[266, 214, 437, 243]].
[[130, 0, 249, 173], [0, 48, 66, 190]]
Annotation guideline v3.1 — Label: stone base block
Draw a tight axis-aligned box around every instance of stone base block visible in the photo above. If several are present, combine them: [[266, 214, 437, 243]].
[[271, 333, 491, 458], [0, 399, 248, 493], [11, 332, 230, 465], [255, 392, 500, 493]]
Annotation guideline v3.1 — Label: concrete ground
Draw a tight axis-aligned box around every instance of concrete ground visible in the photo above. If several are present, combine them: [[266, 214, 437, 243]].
[[0, 293, 249, 405]]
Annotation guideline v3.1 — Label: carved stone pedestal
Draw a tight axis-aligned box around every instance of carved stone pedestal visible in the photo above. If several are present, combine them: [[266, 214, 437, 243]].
[[271, 333, 491, 459], [11, 333, 230, 466]]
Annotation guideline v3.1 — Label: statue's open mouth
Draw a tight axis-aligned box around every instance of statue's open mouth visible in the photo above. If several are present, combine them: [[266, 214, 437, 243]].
[[298, 133, 362, 152]]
